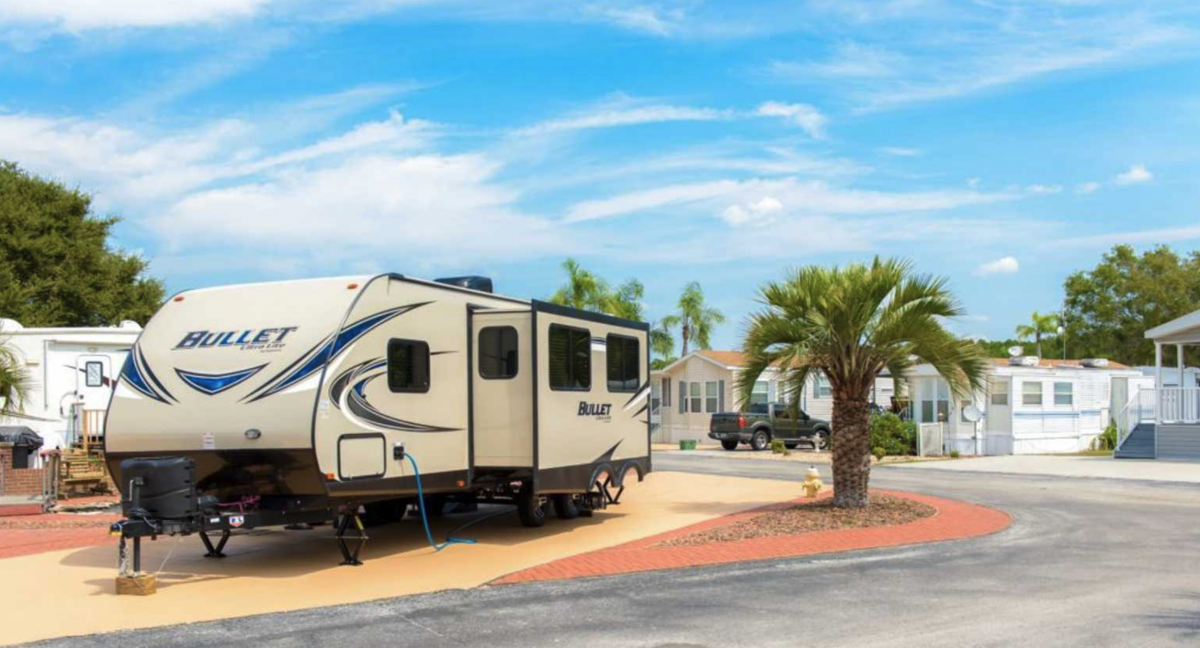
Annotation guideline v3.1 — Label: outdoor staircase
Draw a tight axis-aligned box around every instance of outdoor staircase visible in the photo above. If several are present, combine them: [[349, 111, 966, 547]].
[[1114, 423, 1155, 459]]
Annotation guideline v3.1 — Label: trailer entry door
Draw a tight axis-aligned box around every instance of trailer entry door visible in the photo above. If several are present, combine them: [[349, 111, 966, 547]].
[[471, 310, 533, 468]]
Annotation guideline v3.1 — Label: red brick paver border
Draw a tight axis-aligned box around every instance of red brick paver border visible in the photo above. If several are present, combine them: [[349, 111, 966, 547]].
[[492, 490, 1010, 584]]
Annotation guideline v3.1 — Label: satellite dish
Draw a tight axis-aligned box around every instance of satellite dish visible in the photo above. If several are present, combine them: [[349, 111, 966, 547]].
[[1007, 345, 1024, 358], [963, 405, 983, 423]]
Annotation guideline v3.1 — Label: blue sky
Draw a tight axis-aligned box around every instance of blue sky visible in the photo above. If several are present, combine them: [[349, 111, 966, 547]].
[[2, 1, 1199, 352]]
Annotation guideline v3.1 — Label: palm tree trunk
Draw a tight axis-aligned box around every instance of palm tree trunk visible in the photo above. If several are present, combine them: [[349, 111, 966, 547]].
[[831, 395, 871, 508], [681, 323, 690, 356], [1036, 333, 1042, 358]]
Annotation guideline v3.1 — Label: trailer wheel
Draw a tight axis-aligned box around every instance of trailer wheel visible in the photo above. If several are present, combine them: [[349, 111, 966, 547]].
[[721, 440, 739, 451], [517, 482, 547, 528], [551, 495, 579, 519]]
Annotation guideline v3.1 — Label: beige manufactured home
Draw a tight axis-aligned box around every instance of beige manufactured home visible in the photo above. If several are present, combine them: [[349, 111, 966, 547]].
[[106, 274, 649, 565]]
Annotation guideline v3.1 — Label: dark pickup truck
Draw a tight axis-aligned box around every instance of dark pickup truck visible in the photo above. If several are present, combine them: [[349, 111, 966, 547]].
[[708, 402, 832, 452]]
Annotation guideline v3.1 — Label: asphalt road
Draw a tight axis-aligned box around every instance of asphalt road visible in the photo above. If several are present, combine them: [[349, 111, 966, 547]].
[[28, 455, 1200, 647]]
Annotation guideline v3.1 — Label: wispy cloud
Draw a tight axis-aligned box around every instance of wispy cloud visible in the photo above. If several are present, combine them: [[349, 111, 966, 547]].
[[1076, 181, 1101, 194], [974, 256, 1019, 276], [1025, 184, 1063, 195], [880, 146, 921, 157], [514, 96, 732, 136], [0, 0, 272, 32], [1053, 223, 1200, 249], [1115, 163, 1153, 185], [754, 101, 827, 139]]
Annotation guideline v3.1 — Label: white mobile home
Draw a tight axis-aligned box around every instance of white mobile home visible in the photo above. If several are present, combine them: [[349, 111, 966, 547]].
[[107, 274, 650, 565], [1115, 309, 1200, 460], [649, 350, 895, 444], [908, 357, 1151, 455], [0, 318, 140, 456]]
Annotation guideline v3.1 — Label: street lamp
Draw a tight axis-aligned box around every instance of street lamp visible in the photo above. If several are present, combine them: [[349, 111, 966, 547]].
[[1057, 325, 1066, 360]]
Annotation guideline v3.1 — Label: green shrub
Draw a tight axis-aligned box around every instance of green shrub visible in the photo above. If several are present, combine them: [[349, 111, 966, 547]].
[[770, 438, 790, 456], [949, 450, 961, 459], [872, 446, 887, 461], [1096, 422, 1119, 451], [869, 413, 917, 456]]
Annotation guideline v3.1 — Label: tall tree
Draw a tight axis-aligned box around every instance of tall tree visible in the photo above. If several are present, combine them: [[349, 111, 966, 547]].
[[548, 258, 609, 312], [602, 278, 645, 321], [737, 258, 988, 508], [1064, 245, 1200, 366], [0, 162, 164, 327], [661, 282, 725, 356], [1015, 311, 1060, 359], [649, 320, 675, 370], [0, 337, 31, 416]]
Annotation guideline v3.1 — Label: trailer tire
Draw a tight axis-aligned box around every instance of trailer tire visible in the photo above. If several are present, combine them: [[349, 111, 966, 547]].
[[721, 440, 739, 451], [517, 483, 547, 528], [552, 495, 579, 519]]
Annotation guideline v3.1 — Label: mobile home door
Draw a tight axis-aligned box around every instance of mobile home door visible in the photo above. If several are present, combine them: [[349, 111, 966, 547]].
[[471, 310, 534, 468]]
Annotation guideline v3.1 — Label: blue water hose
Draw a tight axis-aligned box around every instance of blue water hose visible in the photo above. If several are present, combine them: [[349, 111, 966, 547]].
[[405, 452, 513, 551]]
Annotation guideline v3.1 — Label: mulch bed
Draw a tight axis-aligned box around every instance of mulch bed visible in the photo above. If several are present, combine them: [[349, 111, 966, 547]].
[[0, 513, 121, 530], [658, 493, 936, 547]]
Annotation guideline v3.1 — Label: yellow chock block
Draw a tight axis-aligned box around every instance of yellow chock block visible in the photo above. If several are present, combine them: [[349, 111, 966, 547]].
[[115, 573, 157, 596]]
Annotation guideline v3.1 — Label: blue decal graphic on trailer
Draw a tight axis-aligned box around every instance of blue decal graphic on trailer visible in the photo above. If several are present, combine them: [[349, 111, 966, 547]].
[[119, 346, 175, 404], [328, 358, 459, 432], [175, 364, 268, 395], [244, 302, 431, 403]]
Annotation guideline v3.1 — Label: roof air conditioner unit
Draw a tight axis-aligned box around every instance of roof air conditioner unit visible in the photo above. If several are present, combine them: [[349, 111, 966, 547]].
[[1009, 355, 1040, 367], [1082, 358, 1109, 368]]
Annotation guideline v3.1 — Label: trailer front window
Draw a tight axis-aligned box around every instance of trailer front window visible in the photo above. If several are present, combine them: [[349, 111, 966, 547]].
[[606, 334, 640, 392], [549, 324, 591, 391], [387, 339, 430, 393]]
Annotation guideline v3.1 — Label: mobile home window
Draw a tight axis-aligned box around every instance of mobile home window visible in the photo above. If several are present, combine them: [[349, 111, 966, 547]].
[[750, 380, 769, 406], [606, 334, 640, 392], [548, 324, 590, 391], [478, 326, 518, 379], [651, 381, 661, 414], [387, 339, 430, 393], [815, 375, 832, 398], [990, 379, 1009, 406], [85, 361, 104, 388], [690, 382, 701, 413], [662, 377, 671, 408], [1022, 381, 1043, 406], [678, 380, 686, 414], [705, 381, 718, 413], [1054, 382, 1073, 406]]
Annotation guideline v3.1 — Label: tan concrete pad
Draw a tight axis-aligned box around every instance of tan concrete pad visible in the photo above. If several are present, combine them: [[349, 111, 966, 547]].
[[0, 471, 803, 645]]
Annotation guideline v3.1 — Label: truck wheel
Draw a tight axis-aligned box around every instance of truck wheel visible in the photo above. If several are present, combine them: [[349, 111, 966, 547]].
[[721, 440, 739, 451], [813, 430, 830, 451], [552, 495, 579, 519], [517, 482, 547, 528], [784, 442, 799, 450], [750, 430, 770, 451]]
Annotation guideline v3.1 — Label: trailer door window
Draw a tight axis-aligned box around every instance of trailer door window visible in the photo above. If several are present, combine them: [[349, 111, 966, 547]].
[[479, 326, 519, 379], [549, 324, 591, 391], [387, 339, 430, 393], [85, 361, 104, 388], [606, 334, 640, 392]]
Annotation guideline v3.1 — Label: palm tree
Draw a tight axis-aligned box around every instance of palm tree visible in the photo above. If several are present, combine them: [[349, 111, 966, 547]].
[[736, 258, 988, 509], [1015, 311, 1060, 358], [649, 320, 675, 369], [602, 279, 645, 321], [661, 282, 725, 356], [549, 258, 609, 311], [0, 337, 31, 417]]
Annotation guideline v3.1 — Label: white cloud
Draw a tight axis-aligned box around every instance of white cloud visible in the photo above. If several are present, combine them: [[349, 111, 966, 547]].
[[1076, 181, 1101, 194], [755, 101, 827, 139], [1114, 163, 1153, 185], [1053, 223, 1200, 249], [967, 177, 981, 188], [1025, 184, 1062, 195], [514, 96, 732, 136], [583, 5, 683, 36], [880, 146, 921, 157], [974, 256, 1019, 276], [0, 0, 271, 31], [720, 196, 783, 226]]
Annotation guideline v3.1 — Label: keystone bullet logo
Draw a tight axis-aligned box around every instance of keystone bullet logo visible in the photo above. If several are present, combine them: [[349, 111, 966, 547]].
[[174, 327, 299, 351]]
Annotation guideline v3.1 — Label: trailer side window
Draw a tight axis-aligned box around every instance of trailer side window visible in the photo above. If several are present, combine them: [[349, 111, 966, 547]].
[[387, 339, 430, 393], [479, 326, 519, 379], [606, 334, 640, 392], [549, 324, 590, 391]]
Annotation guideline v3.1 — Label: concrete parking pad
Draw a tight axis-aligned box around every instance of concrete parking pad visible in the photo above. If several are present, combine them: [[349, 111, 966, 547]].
[[0, 471, 804, 646], [885, 455, 1200, 483]]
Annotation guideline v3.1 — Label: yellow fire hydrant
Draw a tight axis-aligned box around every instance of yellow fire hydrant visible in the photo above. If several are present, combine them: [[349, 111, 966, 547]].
[[802, 465, 823, 498]]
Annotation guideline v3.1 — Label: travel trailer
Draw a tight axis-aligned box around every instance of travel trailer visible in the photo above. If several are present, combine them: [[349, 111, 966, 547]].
[[106, 274, 650, 565], [0, 318, 140, 460]]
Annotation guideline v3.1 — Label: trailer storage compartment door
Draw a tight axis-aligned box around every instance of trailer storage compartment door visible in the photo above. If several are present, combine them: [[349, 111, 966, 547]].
[[471, 310, 533, 468]]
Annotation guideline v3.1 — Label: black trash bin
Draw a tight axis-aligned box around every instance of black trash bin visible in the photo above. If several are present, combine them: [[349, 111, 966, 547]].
[[0, 426, 45, 469]]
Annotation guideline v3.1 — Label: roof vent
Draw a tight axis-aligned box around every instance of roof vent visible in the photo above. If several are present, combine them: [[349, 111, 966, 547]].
[[434, 275, 493, 293], [118, 320, 143, 331], [1081, 358, 1110, 368], [0, 318, 22, 333]]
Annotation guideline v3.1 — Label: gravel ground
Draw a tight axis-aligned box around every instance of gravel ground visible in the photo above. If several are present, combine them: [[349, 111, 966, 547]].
[[0, 513, 120, 530], [658, 493, 935, 547]]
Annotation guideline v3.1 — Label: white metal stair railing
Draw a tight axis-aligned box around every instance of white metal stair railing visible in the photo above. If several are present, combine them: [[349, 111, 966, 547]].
[[1157, 387, 1200, 424], [1115, 388, 1154, 451]]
